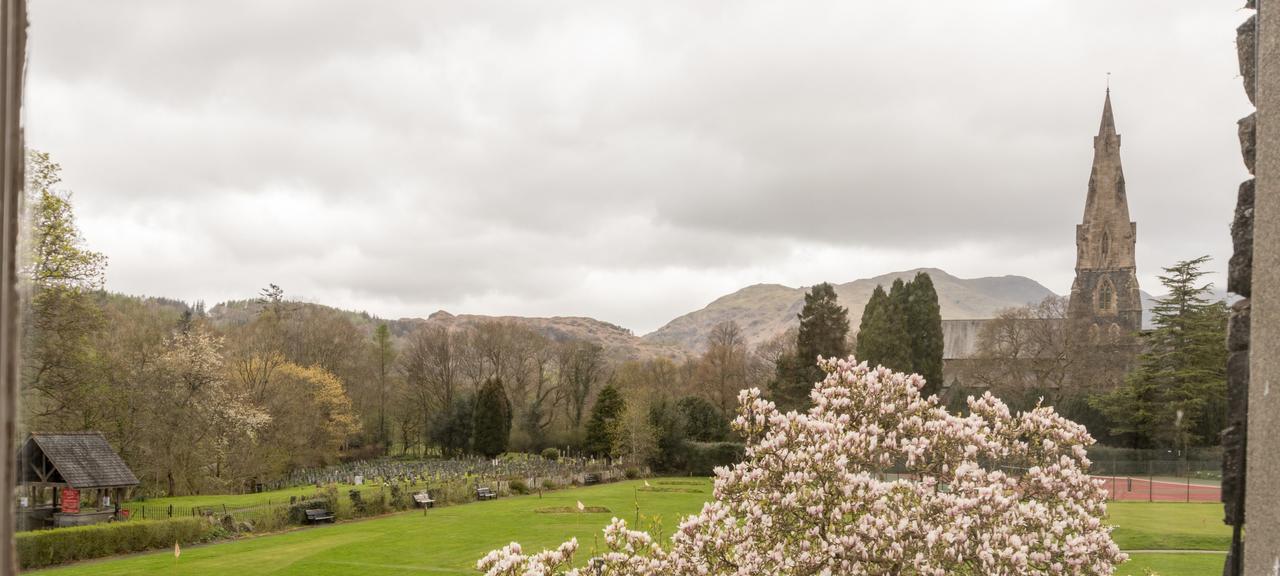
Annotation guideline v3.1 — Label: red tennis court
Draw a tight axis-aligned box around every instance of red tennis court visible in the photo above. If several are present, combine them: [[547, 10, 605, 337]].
[[1092, 475, 1221, 502]]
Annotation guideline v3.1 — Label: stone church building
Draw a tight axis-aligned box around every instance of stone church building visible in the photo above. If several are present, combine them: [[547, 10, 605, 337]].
[[940, 90, 1142, 389]]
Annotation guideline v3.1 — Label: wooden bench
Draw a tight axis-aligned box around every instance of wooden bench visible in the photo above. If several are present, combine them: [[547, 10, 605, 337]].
[[304, 508, 335, 524], [584, 473, 600, 485], [476, 487, 497, 501], [413, 492, 435, 508]]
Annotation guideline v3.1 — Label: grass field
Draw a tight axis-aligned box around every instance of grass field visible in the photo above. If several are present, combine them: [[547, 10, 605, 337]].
[[1107, 502, 1229, 576], [1107, 502, 1230, 551], [33, 478, 713, 575], [1119, 553, 1227, 576], [31, 479, 1229, 575]]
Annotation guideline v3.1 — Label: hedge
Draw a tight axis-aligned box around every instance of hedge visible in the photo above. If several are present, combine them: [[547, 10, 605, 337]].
[[16, 517, 218, 570], [683, 441, 744, 475]]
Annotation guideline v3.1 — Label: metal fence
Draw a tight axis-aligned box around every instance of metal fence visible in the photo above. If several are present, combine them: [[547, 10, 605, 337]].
[[877, 453, 1222, 504], [127, 500, 291, 522], [1090, 459, 1221, 503]]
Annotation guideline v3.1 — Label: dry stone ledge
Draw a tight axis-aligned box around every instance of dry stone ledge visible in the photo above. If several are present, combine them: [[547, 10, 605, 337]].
[[1239, 113, 1256, 174], [1239, 15, 1257, 105], [1229, 179, 1255, 296]]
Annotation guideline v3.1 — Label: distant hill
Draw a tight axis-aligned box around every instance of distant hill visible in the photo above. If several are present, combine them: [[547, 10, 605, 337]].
[[206, 300, 690, 362], [402, 311, 690, 362], [642, 268, 1058, 352], [181, 269, 1239, 362], [197, 268, 1071, 360]]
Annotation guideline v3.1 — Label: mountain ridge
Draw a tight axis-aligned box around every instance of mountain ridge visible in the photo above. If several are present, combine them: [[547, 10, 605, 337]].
[[642, 268, 1058, 352], [200, 268, 1064, 361]]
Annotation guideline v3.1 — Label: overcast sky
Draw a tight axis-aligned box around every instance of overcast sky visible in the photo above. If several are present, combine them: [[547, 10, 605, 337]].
[[25, 1, 1253, 334]]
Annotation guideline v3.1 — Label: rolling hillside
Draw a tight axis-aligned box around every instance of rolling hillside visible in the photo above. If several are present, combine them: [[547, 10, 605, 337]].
[[643, 268, 1058, 352]]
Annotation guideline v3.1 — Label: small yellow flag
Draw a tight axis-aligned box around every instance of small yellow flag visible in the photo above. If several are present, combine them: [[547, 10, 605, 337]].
[[174, 541, 181, 559], [576, 500, 585, 512], [644, 480, 651, 488]]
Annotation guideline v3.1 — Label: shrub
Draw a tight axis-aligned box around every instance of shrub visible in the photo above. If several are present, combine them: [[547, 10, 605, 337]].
[[540, 447, 561, 461], [16, 518, 215, 570], [319, 484, 340, 513], [677, 396, 730, 441], [624, 467, 641, 480], [348, 489, 365, 513], [682, 441, 744, 476], [509, 479, 529, 495], [362, 489, 389, 516], [389, 483, 407, 510]]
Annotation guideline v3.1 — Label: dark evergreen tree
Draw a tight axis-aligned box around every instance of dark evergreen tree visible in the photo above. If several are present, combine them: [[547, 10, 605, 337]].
[[472, 377, 512, 458], [905, 272, 945, 397], [647, 397, 687, 471], [771, 282, 850, 411], [433, 394, 474, 457], [889, 278, 910, 320], [584, 384, 626, 457], [677, 395, 729, 442], [855, 284, 911, 372], [797, 282, 851, 362], [1092, 256, 1228, 448]]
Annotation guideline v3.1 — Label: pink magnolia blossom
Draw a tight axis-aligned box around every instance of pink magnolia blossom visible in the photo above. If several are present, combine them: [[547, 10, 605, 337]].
[[478, 357, 1126, 575]]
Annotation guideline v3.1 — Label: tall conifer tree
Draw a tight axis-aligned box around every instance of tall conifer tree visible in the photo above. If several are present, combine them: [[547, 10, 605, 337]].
[[906, 272, 945, 397], [1092, 256, 1227, 448], [472, 377, 513, 458], [770, 283, 849, 411], [584, 384, 626, 457], [857, 284, 912, 372]]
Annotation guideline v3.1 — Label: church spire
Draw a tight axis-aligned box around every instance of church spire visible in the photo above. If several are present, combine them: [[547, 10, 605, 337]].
[[1098, 88, 1116, 136], [1071, 87, 1141, 337]]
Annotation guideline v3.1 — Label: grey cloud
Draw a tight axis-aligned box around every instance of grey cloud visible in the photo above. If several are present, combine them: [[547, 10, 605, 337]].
[[26, 0, 1251, 333]]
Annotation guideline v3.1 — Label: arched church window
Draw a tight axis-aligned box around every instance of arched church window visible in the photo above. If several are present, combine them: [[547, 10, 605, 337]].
[[1108, 323, 1121, 343], [1098, 280, 1114, 311]]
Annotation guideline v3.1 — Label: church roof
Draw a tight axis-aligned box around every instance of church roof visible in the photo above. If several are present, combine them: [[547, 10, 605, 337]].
[[17, 432, 139, 489]]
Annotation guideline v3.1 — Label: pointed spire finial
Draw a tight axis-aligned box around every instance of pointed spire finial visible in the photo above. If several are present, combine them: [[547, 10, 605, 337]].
[[1098, 82, 1116, 136]]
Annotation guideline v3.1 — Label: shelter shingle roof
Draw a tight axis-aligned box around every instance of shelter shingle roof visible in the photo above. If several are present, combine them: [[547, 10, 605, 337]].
[[19, 432, 139, 489]]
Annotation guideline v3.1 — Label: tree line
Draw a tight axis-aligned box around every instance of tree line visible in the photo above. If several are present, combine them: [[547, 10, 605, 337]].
[[21, 150, 793, 494]]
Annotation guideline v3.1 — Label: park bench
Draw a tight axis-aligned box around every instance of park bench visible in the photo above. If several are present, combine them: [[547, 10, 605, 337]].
[[584, 473, 600, 485], [476, 487, 498, 501], [413, 491, 435, 508], [304, 508, 335, 524]]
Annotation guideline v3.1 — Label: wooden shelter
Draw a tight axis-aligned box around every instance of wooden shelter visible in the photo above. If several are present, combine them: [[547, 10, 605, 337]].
[[16, 432, 138, 529]]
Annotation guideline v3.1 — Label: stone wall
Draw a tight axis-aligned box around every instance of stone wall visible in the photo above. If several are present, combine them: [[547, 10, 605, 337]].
[[1242, 0, 1280, 571], [1220, 5, 1256, 574], [1224, 0, 1280, 573]]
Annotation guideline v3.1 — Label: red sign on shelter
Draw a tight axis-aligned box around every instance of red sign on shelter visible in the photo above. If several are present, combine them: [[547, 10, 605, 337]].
[[59, 488, 80, 514]]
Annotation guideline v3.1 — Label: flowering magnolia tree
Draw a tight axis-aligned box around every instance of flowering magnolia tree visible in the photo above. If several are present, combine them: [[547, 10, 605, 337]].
[[478, 357, 1126, 575]]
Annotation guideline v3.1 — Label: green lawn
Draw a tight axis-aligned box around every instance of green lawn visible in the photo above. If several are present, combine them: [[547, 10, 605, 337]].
[[30, 481, 1230, 576], [1107, 502, 1230, 551], [1118, 553, 1227, 576], [32, 478, 714, 575]]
